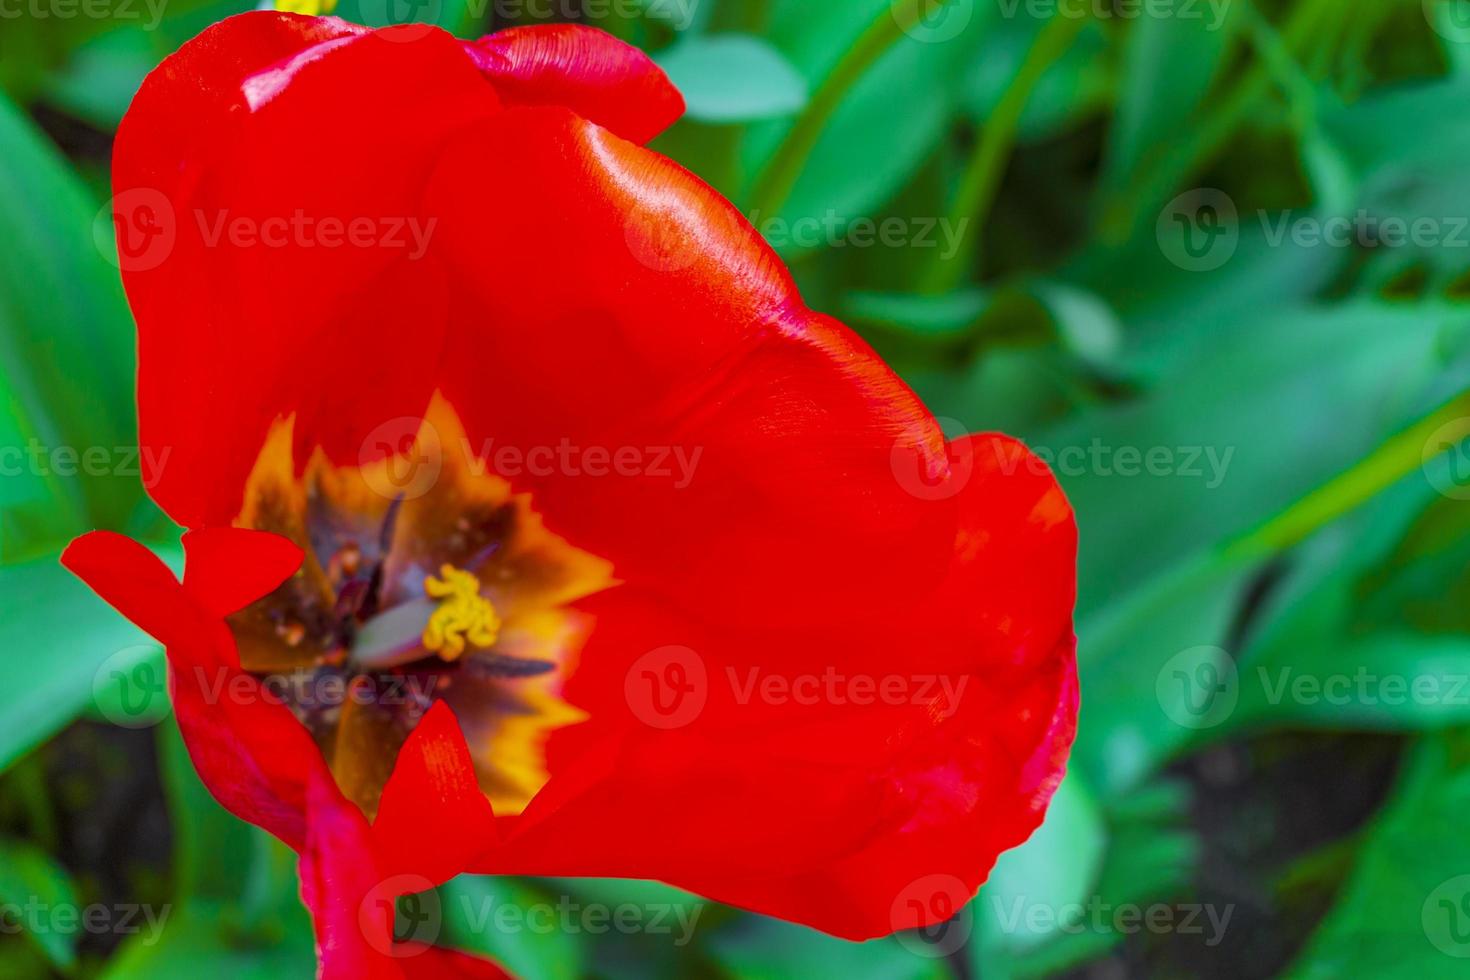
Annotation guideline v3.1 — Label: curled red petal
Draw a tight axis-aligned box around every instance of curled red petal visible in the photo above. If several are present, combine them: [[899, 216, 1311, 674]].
[[181, 527, 303, 619], [465, 24, 683, 143], [63, 530, 323, 850], [372, 701, 498, 886]]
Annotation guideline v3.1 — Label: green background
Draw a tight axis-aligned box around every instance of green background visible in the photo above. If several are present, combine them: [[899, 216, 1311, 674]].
[[4, 0, 1470, 976]]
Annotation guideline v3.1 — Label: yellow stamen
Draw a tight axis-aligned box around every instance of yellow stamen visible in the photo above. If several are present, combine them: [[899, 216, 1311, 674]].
[[274, 0, 337, 14], [422, 564, 500, 662]]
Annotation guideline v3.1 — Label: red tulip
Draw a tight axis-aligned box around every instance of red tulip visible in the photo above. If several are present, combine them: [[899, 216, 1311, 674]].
[[66, 12, 1078, 974]]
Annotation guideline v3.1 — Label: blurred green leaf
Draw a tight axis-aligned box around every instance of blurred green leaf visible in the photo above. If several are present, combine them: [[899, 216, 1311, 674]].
[[0, 546, 179, 774], [0, 835, 79, 971], [0, 90, 140, 556], [1099, 10, 1238, 204], [657, 34, 808, 122], [437, 876, 589, 980], [978, 772, 1108, 953], [742, 0, 974, 248], [706, 916, 945, 980], [1285, 733, 1470, 978]]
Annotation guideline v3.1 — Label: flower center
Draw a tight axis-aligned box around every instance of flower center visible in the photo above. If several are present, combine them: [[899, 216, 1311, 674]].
[[226, 395, 613, 818]]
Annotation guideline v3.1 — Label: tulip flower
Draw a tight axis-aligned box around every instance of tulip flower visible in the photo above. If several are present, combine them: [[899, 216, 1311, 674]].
[[66, 12, 1078, 975]]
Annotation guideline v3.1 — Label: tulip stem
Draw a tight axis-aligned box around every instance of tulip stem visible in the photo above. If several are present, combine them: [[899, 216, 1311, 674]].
[[745, 0, 959, 223], [1222, 391, 1470, 562], [920, 10, 1089, 294]]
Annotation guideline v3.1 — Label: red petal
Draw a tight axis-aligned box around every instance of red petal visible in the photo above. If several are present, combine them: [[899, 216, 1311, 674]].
[[62, 530, 322, 850], [114, 15, 499, 527], [465, 24, 683, 143], [471, 437, 1077, 939], [424, 107, 957, 628], [181, 527, 303, 618], [301, 767, 404, 980], [372, 701, 498, 885]]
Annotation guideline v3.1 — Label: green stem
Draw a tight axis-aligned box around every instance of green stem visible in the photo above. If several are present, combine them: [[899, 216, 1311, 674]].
[[920, 11, 1088, 293], [745, 0, 957, 222], [1223, 391, 1470, 561]]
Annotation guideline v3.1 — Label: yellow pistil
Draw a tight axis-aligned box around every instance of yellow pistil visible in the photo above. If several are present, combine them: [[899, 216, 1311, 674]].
[[422, 564, 500, 662]]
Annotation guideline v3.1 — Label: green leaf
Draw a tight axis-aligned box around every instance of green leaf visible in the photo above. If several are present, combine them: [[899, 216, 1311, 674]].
[[706, 916, 946, 980], [741, 0, 974, 248], [0, 835, 79, 971], [656, 35, 808, 122], [437, 876, 589, 980], [1285, 734, 1470, 978], [0, 90, 141, 556], [99, 900, 312, 980], [1098, 9, 1238, 202], [0, 546, 180, 773], [977, 772, 1108, 953]]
